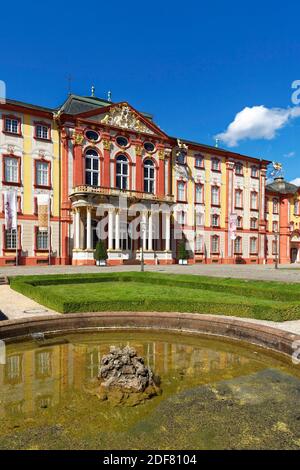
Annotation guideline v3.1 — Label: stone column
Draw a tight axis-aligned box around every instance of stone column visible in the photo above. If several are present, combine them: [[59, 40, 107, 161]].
[[115, 209, 120, 250], [148, 211, 153, 251], [74, 208, 80, 249], [108, 209, 114, 250], [165, 211, 171, 251], [86, 206, 92, 250]]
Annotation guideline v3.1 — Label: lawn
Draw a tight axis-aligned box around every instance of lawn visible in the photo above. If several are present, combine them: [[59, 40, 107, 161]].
[[9, 272, 300, 321]]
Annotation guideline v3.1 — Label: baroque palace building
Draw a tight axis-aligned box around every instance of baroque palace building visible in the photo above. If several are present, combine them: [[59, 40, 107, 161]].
[[0, 91, 299, 266]]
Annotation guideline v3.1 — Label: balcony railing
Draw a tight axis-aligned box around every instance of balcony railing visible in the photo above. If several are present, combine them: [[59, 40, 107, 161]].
[[71, 185, 174, 203]]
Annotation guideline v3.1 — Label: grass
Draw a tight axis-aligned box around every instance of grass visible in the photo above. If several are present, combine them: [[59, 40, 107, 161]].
[[9, 272, 300, 321]]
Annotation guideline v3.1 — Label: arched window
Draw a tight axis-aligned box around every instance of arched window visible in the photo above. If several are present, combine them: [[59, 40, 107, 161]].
[[177, 181, 186, 201], [237, 216, 243, 228], [235, 189, 243, 208], [250, 237, 258, 254], [295, 200, 300, 216], [234, 236, 242, 254], [235, 162, 243, 175], [250, 191, 258, 210], [211, 235, 219, 254], [116, 155, 128, 190], [211, 186, 220, 206], [85, 149, 99, 186], [273, 198, 279, 214], [144, 159, 155, 193]]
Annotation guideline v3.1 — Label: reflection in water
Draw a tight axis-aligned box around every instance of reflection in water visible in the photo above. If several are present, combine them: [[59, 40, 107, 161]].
[[0, 333, 253, 418], [0, 331, 299, 450]]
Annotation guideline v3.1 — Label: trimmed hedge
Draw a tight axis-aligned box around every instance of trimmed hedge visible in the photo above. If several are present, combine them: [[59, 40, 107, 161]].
[[9, 272, 300, 321]]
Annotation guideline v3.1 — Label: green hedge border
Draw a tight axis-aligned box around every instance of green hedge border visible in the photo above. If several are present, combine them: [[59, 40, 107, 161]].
[[9, 272, 300, 321]]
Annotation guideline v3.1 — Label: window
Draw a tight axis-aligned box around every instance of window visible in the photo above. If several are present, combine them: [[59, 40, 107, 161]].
[[144, 159, 154, 193], [177, 181, 186, 201], [211, 186, 220, 206], [144, 142, 155, 153], [4, 156, 19, 184], [251, 166, 259, 178], [36, 229, 48, 250], [177, 210, 186, 225], [5, 355, 22, 383], [36, 124, 50, 140], [116, 136, 129, 148], [211, 214, 220, 227], [85, 149, 99, 186], [5, 228, 17, 249], [176, 151, 186, 165], [235, 163, 243, 175], [234, 236, 242, 254], [4, 116, 20, 134], [211, 235, 219, 254], [250, 191, 258, 210], [195, 184, 204, 203], [272, 198, 279, 214], [35, 351, 52, 378], [237, 216, 243, 229], [195, 211, 204, 226], [272, 239, 278, 255], [250, 217, 258, 229], [195, 154, 204, 168], [250, 237, 258, 254], [116, 155, 128, 190], [211, 158, 220, 171], [295, 200, 300, 216], [85, 130, 99, 142], [235, 189, 243, 208], [195, 234, 204, 252], [35, 161, 50, 187], [272, 221, 279, 232]]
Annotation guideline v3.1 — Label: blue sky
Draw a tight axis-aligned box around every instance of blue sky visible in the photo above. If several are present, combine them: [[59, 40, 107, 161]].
[[1, 0, 299, 183]]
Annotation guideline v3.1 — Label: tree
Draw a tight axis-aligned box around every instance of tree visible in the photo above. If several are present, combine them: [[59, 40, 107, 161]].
[[178, 240, 188, 260], [94, 240, 108, 261]]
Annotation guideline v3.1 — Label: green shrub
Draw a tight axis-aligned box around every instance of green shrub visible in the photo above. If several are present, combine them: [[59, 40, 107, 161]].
[[94, 240, 108, 261]]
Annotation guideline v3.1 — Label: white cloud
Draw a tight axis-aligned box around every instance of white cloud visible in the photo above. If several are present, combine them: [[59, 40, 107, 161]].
[[216, 105, 300, 147], [290, 178, 300, 186], [283, 151, 295, 158]]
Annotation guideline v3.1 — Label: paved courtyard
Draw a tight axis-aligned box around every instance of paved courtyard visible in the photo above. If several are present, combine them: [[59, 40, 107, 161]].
[[0, 262, 300, 282]]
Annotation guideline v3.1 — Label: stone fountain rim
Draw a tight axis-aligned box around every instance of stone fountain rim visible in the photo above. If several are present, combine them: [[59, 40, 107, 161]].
[[0, 312, 299, 360]]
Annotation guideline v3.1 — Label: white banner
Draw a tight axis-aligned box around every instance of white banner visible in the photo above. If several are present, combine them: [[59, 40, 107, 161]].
[[4, 191, 17, 230], [37, 194, 50, 231], [229, 213, 237, 241]]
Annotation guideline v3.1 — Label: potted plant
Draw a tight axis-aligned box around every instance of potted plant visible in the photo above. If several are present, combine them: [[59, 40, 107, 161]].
[[94, 240, 108, 266], [178, 240, 189, 265]]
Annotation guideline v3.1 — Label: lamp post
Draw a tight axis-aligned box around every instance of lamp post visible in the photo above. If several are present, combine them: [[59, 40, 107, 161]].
[[140, 220, 146, 272], [274, 230, 279, 269]]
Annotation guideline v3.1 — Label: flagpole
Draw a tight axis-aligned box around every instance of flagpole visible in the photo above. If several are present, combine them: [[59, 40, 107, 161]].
[[48, 198, 51, 266], [15, 192, 18, 267]]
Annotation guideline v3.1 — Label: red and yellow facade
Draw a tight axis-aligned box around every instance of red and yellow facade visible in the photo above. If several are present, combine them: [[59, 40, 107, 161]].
[[0, 93, 298, 266]]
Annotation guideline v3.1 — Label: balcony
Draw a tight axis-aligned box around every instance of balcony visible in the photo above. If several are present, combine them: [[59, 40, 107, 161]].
[[70, 185, 174, 203]]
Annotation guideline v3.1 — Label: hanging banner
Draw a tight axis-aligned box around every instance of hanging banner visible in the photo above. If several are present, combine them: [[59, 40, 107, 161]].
[[37, 194, 50, 231], [229, 213, 237, 241], [4, 191, 17, 230]]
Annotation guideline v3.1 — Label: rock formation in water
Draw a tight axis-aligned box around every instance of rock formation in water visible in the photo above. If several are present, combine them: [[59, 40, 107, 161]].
[[85, 345, 161, 406]]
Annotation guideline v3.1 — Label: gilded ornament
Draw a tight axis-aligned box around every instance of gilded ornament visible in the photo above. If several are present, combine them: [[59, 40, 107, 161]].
[[103, 139, 111, 150], [74, 133, 84, 145]]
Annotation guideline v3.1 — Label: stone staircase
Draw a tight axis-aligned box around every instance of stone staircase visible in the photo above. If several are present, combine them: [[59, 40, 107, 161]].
[[0, 276, 9, 286]]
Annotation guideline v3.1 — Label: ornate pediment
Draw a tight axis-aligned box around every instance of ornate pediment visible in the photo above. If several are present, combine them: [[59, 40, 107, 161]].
[[100, 104, 155, 135]]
